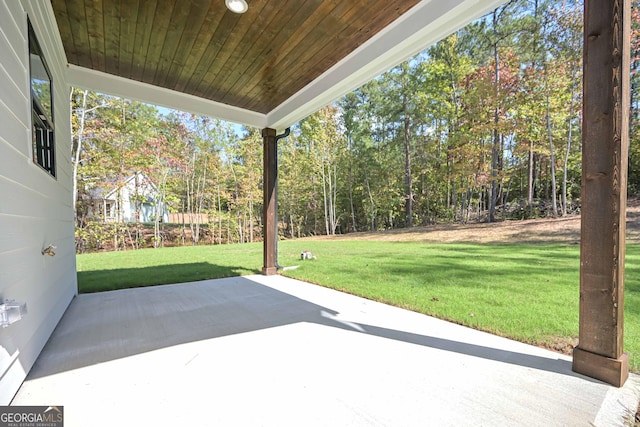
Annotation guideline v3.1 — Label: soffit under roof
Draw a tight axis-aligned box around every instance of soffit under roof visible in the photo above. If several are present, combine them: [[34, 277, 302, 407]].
[[51, 0, 506, 129]]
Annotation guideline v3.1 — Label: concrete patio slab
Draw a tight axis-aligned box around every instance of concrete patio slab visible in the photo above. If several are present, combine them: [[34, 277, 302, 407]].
[[11, 275, 640, 426]]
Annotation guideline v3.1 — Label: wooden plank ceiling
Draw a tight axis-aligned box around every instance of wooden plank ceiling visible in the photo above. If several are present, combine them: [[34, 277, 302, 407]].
[[51, 0, 422, 114]]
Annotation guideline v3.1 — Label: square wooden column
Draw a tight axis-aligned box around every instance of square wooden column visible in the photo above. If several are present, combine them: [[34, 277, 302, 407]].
[[262, 128, 278, 275], [573, 0, 630, 387]]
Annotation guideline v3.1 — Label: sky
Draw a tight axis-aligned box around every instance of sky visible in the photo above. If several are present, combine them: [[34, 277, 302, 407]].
[[155, 105, 247, 137]]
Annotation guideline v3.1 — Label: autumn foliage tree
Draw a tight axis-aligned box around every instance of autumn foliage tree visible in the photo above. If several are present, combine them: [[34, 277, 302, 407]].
[[74, 0, 640, 251]]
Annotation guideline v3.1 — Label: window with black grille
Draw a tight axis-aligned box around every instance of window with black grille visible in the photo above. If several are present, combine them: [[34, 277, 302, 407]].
[[28, 20, 55, 177]]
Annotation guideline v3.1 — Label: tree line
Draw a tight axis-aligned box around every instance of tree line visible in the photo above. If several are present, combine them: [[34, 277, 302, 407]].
[[73, 0, 640, 251]]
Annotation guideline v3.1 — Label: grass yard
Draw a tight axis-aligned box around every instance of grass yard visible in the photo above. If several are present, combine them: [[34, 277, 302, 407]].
[[76, 241, 640, 371], [279, 241, 640, 371], [76, 244, 262, 292]]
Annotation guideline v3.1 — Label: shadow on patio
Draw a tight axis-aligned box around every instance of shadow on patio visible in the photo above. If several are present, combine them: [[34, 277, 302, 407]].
[[15, 275, 639, 426], [32, 275, 578, 379]]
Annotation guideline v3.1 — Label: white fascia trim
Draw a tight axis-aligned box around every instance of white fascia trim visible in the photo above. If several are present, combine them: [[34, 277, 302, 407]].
[[266, 0, 507, 131], [66, 65, 268, 129]]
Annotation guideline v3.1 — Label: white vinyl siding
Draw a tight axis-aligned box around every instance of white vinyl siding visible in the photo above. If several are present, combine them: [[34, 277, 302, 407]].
[[0, 0, 77, 404]]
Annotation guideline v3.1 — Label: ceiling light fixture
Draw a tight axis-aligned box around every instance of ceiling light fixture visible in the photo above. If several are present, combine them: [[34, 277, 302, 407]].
[[225, 0, 248, 14]]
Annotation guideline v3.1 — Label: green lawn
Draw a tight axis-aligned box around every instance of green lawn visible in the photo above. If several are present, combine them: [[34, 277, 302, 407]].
[[76, 241, 640, 371], [76, 244, 262, 292]]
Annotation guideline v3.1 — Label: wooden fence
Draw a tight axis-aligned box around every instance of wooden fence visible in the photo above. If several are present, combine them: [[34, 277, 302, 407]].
[[167, 213, 210, 224]]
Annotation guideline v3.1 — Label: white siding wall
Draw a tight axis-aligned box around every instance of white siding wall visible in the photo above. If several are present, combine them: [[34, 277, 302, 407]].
[[0, 0, 76, 404]]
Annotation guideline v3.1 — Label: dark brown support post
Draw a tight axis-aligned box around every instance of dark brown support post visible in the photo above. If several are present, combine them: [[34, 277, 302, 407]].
[[573, 0, 630, 387], [262, 128, 278, 275]]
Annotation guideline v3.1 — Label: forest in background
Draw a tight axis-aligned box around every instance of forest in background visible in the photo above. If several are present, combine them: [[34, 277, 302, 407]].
[[72, 0, 640, 252]]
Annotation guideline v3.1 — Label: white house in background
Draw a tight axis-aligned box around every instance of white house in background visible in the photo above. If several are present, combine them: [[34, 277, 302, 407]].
[[91, 173, 169, 223]]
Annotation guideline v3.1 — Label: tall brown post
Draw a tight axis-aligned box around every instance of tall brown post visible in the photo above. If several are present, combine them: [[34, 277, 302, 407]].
[[262, 128, 278, 275], [573, 0, 630, 387]]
